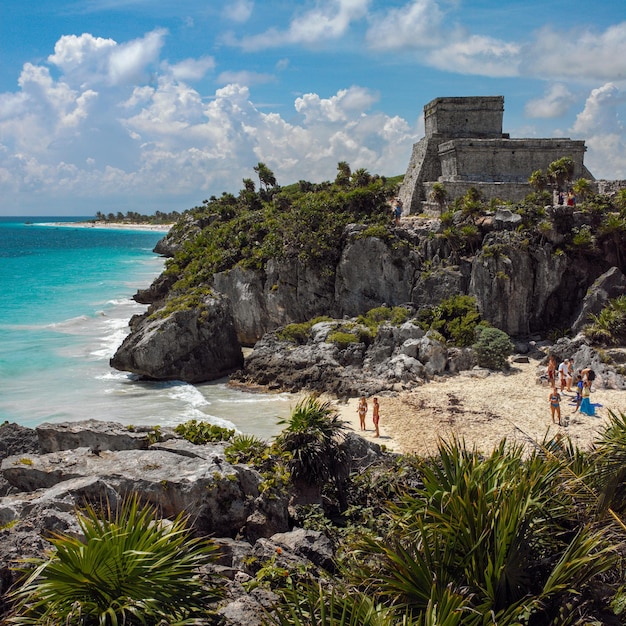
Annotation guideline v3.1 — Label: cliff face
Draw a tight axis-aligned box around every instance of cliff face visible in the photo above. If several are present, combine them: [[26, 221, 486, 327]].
[[111, 203, 624, 384]]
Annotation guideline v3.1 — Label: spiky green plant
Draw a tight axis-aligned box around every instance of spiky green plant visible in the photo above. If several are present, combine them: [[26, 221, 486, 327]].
[[348, 438, 618, 625], [224, 434, 269, 465], [262, 580, 400, 626], [275, 396, 349, 506], [7, 495, 221, 625]]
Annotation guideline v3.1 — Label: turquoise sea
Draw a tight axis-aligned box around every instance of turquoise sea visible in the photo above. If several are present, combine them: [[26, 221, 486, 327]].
[[0, 217, 294, 437]]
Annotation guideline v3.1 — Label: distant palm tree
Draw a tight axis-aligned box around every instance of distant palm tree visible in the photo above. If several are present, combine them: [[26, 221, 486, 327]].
[[254, 162, 277, 191], [547, 157, 575, 192], [572, 177, 592, 203], [529, 169, 548, 192]]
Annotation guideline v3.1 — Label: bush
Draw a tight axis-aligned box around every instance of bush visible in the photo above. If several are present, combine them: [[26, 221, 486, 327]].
[[417, 295, 483, 347], [472, 326, 513, 369], [174, 419, 235, 444]]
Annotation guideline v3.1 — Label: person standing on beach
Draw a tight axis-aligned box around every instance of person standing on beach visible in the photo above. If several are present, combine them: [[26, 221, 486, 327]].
[[549, 386, 562, 426], [357, 397, 368, 431], [546, 355, 557, 386], [557, 359, 568, 392], [372, 397, 380, 437]]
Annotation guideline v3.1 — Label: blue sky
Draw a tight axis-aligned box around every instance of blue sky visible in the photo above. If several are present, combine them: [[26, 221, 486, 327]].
[[1, 0, 625, 216]]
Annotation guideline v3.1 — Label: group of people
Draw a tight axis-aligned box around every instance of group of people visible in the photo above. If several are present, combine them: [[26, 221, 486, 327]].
[[546, 355, 596, 426], [556, 190, 576, 207], [357, 396, 380, 437]]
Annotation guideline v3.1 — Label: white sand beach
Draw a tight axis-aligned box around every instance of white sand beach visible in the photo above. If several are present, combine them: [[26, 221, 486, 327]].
[[332, 360, 626, 456], [46, 221, 172, 232]]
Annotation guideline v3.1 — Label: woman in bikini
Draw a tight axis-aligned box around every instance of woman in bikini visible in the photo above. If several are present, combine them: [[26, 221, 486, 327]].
[[357, 397, 368, 431], [549, 386, 562, 426]]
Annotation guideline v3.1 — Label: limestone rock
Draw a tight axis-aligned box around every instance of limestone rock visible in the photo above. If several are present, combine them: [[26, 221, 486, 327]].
[[1, 447, 266, 538], [110, 292, 243, 383], [571, 266, 626, 333]]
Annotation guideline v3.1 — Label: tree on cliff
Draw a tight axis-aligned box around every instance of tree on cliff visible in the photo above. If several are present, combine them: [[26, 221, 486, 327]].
[[254, 162, 277, 192], [547, 157, 575, 192]]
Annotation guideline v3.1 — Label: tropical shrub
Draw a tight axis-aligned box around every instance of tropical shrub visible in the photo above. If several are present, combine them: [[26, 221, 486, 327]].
[[7, 496, 220, 625], [346, 439, 618, 625], [174, 419, 235, 444], [417, 295, 483, 347], [584, 295, 626, 346], [275, 396, 349, 507], [472, 325, 513, 369], [224, 434, 269, 465]]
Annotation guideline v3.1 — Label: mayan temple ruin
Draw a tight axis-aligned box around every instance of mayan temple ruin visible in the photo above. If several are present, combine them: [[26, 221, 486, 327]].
[[399, 96, 595, 213]]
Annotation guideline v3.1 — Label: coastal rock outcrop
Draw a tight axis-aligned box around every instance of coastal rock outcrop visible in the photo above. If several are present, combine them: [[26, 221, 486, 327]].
[[110, 291, 243, 383], [0, 420, 386, 621], [232, 318, 470, 397]]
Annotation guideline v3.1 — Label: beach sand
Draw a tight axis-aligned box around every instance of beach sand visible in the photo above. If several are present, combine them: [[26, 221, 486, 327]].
[[331, 359, 626, 456], [46, 221, 172, 232]]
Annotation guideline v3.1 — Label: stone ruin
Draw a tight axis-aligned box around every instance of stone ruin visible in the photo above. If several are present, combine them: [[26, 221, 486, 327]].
[[399, 96, 595, 214]]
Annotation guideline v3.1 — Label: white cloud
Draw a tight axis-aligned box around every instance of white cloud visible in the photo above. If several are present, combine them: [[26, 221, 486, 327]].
[[222, 0, 254, 23], [166, 57, 215, 82], [427, 34, 520, 77], [108, 29, 167, 85], [366, 0, 446, 49], [236, 0, 371, 50], [525, 84, 576, 119], [523, 23, 626, 81], [0, 33, 418, 213], [571, 83, 626, 179], [216, 71, 276, 87]]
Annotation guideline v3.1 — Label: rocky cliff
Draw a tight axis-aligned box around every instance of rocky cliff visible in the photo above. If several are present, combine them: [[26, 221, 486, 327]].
[[110, 179, 626, 384]]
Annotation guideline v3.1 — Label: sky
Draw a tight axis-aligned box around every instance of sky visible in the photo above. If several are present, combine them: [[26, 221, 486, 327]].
[[1, 0, 625, 216]]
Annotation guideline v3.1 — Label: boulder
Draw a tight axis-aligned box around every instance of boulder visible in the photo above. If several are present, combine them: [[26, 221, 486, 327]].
[[110, 292, 243, 383], [36, 420, 166, 453], [1, 447, 268, 539], [571, 266, 626, 333]]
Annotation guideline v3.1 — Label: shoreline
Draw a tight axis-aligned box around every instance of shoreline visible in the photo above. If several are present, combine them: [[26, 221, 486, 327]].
[[330, 359, 626, 456], [41, 221, 173, 233]]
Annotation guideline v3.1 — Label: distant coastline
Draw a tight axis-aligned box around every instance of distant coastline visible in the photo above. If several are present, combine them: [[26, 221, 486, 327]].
[[42, 220, 173, 233]]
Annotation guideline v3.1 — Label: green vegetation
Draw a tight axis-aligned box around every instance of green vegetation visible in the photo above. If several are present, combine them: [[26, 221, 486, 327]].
[[93, 210, 181, 224], [472, 325, 514, 369], [417, 295, 485, 347], [276, 316, 333, 344], [224, 434, 269, 465], [260, 413, 626, 625], [174, 419, 235, 444], [275, 396, 349, 506], [7, 496, 220, 624], [584, 295, 626, 346], [163, 162, 396, 296]]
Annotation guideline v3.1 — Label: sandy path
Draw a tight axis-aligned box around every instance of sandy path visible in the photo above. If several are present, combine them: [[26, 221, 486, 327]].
[[332, 360, 626, 456]]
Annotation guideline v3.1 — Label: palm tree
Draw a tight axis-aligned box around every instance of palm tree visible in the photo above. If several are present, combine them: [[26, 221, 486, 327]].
[[7, 495, 221, 625], [254, 162, 277, 191], [350, 168, 371, 188], [528, 169, 548, 192], [547, 157, 575, 193], [572, 177, 592, 203], [335, 161, 351, 188], [275, 396, 349, 507]]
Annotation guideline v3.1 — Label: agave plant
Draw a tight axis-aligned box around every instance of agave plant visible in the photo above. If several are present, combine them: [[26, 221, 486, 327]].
[[7, 495, 221, 625]]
